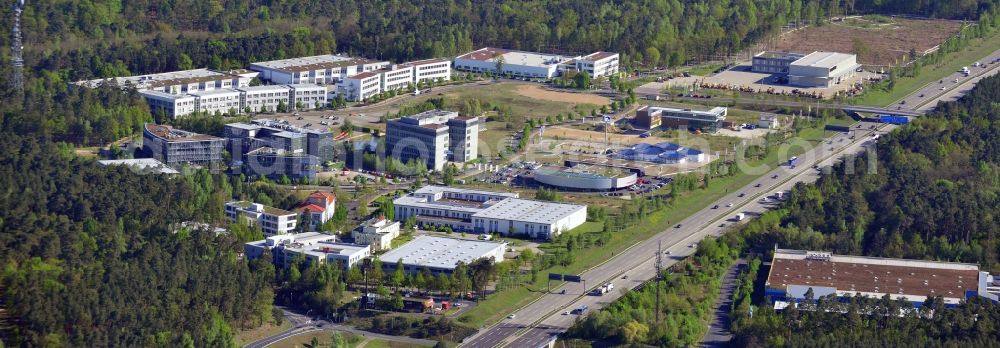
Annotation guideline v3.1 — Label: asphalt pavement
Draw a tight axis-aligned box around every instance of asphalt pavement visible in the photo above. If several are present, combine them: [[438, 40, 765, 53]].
[[459, 120, 894, 348], [701, 260, 746, 347], [893, 47, 1000, 111], [244, 308, 436, 348]]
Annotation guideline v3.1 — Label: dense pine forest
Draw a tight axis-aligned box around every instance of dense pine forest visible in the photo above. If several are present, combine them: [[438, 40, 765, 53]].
[[0, 134, 278, 346]]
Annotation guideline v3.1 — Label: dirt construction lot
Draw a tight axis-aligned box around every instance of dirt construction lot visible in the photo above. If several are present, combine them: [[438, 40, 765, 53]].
[[515, 84, 611, 105], [769, 16, 963, 66]]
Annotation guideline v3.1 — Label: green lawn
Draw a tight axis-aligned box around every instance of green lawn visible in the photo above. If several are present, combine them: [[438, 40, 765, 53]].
[[455, 120, 840, 329], [687, 64, 723, 77], [855, 29, 1000, 107]]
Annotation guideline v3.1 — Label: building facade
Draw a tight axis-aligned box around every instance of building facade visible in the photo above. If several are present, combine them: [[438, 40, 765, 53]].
[[142, 123, 224, 167], [338, 71, 382, 101], [403, 58, 452, 85], [639, 106, 728, 133], [288, 84, 328, 110], [189, 89, 242, 115], [224, 119, 335, 179], [295, 191, 336, 230], [385, 110, 479, 171], [380, 65, 415, 92], [225, 201, 297, 236], [575, 52, 620, 78], [787, 52, 860, 87], [140, 90, 197, 119], [352, 216, 401, 251], [238, 85, 291, 113], [248, 55, 390, 85], [752, 52, 806, 74]]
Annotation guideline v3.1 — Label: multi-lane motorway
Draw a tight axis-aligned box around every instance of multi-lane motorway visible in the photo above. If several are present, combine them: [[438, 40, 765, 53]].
[[893, 47, 1000, 112], [462, 121, 894, 348]]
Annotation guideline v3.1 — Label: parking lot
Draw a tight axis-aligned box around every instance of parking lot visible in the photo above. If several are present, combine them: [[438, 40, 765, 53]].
[[655, 65, 884, 99]]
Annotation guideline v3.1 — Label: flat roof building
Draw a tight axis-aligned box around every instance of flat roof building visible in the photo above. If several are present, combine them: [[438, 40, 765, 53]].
[[455, 47, 619, 79], [766, 248, 983, 308], [638, 106, 727, 133], [74, 68, 256, 94], [245, 232, 370, 269], [142, 123, 224, 167], [393, 186, 586, 239], [787, 51, 861, 87], [249, 54, 390, 85], [352, 216, 401, 252], [532, 165, 637, 191], [752, 51, 806, 74], [225, 201, 297, 236], [385, 110, 479, 171], [97, 158, 180, 175], [612, 142, 706, 164], [378, 235, 507, 274]]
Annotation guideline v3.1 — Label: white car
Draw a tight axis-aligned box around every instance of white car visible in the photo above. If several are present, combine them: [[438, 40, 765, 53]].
[[562, 311, 570, 315], [507, 314, 516, 319], [727, 203, 734, 207]]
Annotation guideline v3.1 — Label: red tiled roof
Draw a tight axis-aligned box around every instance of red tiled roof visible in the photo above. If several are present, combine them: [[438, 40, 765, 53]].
[[309, 191, 336, 204], [296, 203, 326, 213]]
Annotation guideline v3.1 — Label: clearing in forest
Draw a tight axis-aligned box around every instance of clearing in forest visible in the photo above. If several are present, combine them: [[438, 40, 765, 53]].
[[768, 16, 964, 66]]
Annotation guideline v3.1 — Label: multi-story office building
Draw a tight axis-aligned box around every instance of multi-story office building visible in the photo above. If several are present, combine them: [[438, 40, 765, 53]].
[[140, 90, 197, 119], [400, 58, 452, 85], [225, 201, 297, 236], [189, 88, 243, 115], [245, 232, 371, 269], [249, 55, 390, 85], [338, 71, 382, 101], [238, 85, 291, 113], [454, 47, 620, 79], [352, 216, 401, 252], [393, 186, 587, 239], [288, 84, 328, 110], [142, 123, 224, 167], [75, 68, 256, 95], [242, 147, 319, 180], [380, 65, 415, 92], [752, 51, 807, 74], [574, 52, 620, 78], [224, 119, 334, 161], [385, 110, 479, 171]]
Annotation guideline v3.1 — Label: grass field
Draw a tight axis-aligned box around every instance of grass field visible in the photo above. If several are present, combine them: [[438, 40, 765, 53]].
[[455, 119, 843, 328], [433, 82, 608, 120], [855, 28, 1000, 107]]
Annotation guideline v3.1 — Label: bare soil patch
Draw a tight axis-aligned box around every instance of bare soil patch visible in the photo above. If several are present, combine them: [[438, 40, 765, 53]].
[[769, 17, 963, 66], [515, 85, 611, 105]]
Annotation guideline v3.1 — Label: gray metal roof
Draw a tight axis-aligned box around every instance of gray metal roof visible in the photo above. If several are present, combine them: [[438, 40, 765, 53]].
[[379, 235, 506, 270], [472, 198, 585, 224]]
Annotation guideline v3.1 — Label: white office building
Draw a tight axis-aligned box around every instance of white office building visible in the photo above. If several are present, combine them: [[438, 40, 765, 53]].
[[225, 201, 298, 236], [337, 71, 382, 102], [385, 110, 478, 171], [249, 54, 390, 85], [454, 47, 619, 79], [379, 235, 507, 274], [380, 65, 415, 92], [401, 58, 452, 85], [238, 85, 291, 113], [75, 68, 256, 94], [140, 90, 197, 118], [245, 232, 371, 269], [352, 216, 401, 251], [574, 52, 620, 78], [288, 84, 328, 110], [393, 186, 587, 239], [189, 88, 243, 115], [787, 52, 860, 87]]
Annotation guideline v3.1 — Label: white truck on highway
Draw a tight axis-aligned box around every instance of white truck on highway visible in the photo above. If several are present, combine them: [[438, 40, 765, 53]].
[[735, 212, 746, 221], [594, 283, 614, 296]]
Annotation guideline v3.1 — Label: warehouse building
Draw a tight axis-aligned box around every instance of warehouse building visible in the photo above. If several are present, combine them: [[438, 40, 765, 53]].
[[225, 201, 298, 236], [245, 232, 370, 269], [385, 110, 479, 171], [379, 235, 507, 274], [532, 165, 637, 191], [393, 186, 587, 239], [765, 248, 995, 308], [142, 123, 224, 167], [787, 51, 861, 87], [635, 106, 727, 133]]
